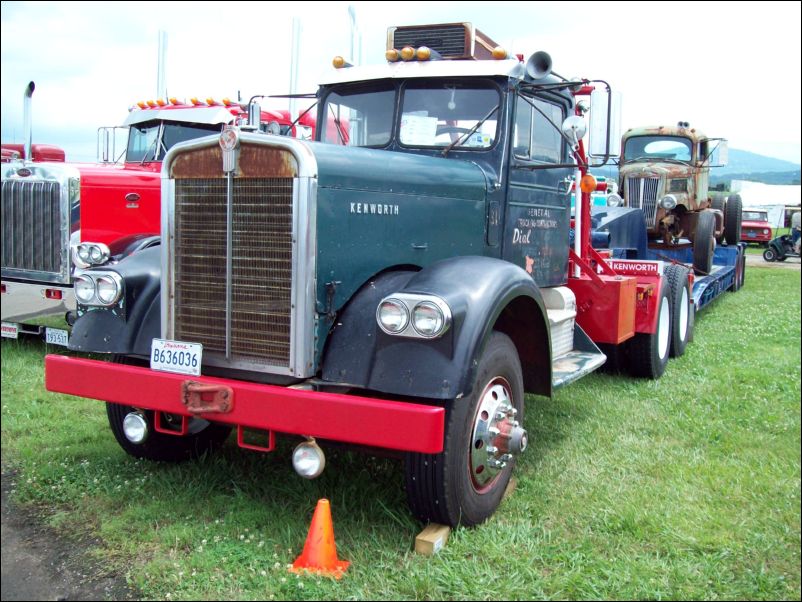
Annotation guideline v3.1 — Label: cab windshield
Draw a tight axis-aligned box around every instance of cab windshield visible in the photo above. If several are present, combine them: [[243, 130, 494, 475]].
[[623, 135, 693, 163], [319, 80, 500, 150], [126, 121, 223, 162]]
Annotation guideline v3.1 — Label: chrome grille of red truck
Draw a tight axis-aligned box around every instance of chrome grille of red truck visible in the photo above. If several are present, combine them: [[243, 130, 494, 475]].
[[173, 177, 294, 366], [1, 179, 66, 281]]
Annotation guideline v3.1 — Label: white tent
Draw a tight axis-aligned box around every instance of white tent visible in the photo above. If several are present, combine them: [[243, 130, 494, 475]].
[[731, 180, 801, 228]]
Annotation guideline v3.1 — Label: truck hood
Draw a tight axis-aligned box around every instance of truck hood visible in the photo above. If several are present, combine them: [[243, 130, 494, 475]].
[[72, 161, 163, 245], [618, 162, 693, 179]]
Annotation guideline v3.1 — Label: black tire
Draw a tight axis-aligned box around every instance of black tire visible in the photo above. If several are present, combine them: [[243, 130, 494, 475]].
[[627, 277, 671, 379], [710, 193, 726, 242], [730, 246, 745, 292], [664, 264, 692, 357], [404, 332, 524, 527], [106, 355, 231, 462], [724, 194, 743, 246], [693, 211, 716, 275], [107, 403, 232, 462], [763, 248, 776, 262]]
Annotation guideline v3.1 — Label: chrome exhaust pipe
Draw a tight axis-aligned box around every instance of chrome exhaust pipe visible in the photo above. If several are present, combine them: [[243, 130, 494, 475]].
[[23, 81, 35, 162]]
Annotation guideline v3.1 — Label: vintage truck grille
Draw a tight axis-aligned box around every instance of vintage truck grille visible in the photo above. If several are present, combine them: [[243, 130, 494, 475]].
[[173, 177, 294, 366], [1, 179, 66, 281], [626, 177, 660, 227]]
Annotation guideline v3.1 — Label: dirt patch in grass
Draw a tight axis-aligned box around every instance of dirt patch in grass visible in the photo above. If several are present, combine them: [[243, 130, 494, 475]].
[[1, 468, 139, 602]]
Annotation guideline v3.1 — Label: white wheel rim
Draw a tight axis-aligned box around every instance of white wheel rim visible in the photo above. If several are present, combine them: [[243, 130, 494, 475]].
[[658, 296, 670, 360], [679, 287, 689, 341]]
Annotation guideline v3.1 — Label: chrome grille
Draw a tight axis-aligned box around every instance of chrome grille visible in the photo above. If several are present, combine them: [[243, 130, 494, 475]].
[[626, 177, 660, 227], [1, 179, 66, 281], [173, 177, 294, 366]]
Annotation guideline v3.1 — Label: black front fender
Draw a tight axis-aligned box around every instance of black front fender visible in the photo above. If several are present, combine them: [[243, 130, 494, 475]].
[[322, 256, 552, 400], [68, 245, 161, 357]]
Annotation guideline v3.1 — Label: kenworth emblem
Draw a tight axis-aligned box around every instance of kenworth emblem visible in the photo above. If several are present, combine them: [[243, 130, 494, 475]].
[[350, 202, 399, 216]]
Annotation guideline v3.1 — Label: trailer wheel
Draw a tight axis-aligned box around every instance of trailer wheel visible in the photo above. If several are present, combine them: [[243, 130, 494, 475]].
[[664, 264, 692, 358], [627, 278, 671, 379], [730, 246, 745, 292], [724, 194, 743, 246], [693, 211, 716, 275], [404, 332, 524, 527], [105, 355, 231, 462]]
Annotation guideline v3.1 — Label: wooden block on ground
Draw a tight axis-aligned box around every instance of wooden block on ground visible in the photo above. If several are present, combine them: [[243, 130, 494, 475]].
[[414, 523, 451, 556]]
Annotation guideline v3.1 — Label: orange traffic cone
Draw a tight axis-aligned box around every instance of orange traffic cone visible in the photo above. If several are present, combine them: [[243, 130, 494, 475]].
[[290, 498, 350, 578]]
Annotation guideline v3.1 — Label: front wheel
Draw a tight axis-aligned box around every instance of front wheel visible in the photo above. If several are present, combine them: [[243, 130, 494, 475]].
[[693, 211, 716, 275], [763, 248, 776, 262], [404, 332, 524, 527]]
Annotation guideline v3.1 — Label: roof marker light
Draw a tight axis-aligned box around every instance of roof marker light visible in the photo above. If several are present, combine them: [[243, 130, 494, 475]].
[[136, 101, 147, 109], [416, 46, 432, 61], [190, 97, 201, 106], [492, 46, 508, 60], [385, 48, 400, 62], [206, 98, 217, 106], [169, 97, 180, 105], [156, 99, 166, 106], [400, 46, 416, 61], [146, 100, 157, 108], [332, 56, 352, 69]]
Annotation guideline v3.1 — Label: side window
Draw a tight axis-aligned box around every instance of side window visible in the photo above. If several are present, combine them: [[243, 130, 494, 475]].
[[514, 96, 564, 163]]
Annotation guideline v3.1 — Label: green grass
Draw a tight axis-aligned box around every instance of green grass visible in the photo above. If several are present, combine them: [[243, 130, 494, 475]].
[[2, 266, 800, 600]]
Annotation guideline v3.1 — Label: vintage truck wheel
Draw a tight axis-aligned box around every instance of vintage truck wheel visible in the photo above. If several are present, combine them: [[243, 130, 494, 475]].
[[692, 211, 716, 275], [107, 403, 232, 462], [724, 194, 743, 246], [664, 264, 692, 357], [404, 332, 524, 527], [627, 278, 671, 379]]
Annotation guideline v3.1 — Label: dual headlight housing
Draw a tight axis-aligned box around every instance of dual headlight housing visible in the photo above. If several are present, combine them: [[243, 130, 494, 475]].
[[74, 270, 123, 306], [376, 293, 452, 339], [72, 242, 111, 269]]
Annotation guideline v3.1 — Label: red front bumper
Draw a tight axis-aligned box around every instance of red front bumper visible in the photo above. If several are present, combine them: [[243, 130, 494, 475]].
[[45, 355, 445, 454]]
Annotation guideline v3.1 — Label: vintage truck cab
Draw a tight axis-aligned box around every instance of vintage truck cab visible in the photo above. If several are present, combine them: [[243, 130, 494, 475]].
[[47, 23, 691, 527], [619, 124, 741, 274]]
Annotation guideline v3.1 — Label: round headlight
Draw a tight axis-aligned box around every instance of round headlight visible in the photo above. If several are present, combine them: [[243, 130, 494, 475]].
[[96, 274, 121, 305], [122, 412, 148, 444], [763, 229, 769, 235], [412, 301, 445, 338], [377, 298, 409, 334], [607, 193, 623, 207], [88, 245, 105, 264], [74, 275, 95, 304], [78, 244, 92, 262], [292, 440, 326, 479], [660, 195, 678, 210]]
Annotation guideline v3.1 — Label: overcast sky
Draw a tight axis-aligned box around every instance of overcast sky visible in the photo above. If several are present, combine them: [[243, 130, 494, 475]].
[[2, 1, 800, 164]]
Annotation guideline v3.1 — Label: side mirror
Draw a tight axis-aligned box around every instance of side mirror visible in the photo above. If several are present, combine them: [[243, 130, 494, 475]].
[[708, 139, 728, 167], [587, 89, 622, 160]]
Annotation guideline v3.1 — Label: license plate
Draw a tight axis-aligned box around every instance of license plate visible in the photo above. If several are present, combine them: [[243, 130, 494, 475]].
[[45, 328, 69, 347], [747, 232, 756, 238], [1, 322, 19, 339], [150, 338, 202, 376]]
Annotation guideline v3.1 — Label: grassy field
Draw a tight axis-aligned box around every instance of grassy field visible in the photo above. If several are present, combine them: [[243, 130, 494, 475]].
[[2, 266, 800, 600]]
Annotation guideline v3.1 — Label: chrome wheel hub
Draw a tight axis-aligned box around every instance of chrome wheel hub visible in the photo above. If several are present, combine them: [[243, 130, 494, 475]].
[[469, 377, 527, 490]]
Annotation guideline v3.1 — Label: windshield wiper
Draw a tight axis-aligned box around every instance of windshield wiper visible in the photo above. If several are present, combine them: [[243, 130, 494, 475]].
[[328, 104, 347, 145], [442, 105, 499, 156]]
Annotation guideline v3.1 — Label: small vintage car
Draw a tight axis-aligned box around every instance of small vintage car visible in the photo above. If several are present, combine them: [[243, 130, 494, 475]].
[[741, 209, 772, 246]]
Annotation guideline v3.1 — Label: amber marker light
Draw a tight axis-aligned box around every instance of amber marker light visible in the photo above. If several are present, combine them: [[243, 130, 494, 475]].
[[580, 174, 598, 194], [417, 46, 432, 61], [385, 48, 400, 62], [169, 97, 180, 105], [332, 56, 348, 68], [156, 99, 166, 106], [400, 46, 416, 61], [137, 101, 147, 109], [190, 97, 201, 106], [492, 46, 508, 60]]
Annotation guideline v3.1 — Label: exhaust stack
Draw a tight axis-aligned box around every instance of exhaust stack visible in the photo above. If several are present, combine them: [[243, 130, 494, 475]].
[[23, 81, 35, 161]]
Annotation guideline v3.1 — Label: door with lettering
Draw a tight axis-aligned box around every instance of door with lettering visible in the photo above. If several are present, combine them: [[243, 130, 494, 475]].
[[503, 93, 573, 287]]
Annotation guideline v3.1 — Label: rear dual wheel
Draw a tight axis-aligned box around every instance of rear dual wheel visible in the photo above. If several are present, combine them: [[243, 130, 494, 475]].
[[627, 277, 672, 379]]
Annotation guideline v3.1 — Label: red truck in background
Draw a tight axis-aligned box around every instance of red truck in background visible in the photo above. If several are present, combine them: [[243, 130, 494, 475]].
[[1, 82, 311, 344]]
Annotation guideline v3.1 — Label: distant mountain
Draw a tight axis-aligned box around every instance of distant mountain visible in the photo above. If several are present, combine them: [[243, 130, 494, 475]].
[[715, 149, 800, 176], [590, 148, 801, 187]]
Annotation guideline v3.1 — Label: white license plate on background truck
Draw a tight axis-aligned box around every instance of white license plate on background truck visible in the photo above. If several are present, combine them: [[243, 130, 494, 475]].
[[150, 338, 203, 376]]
